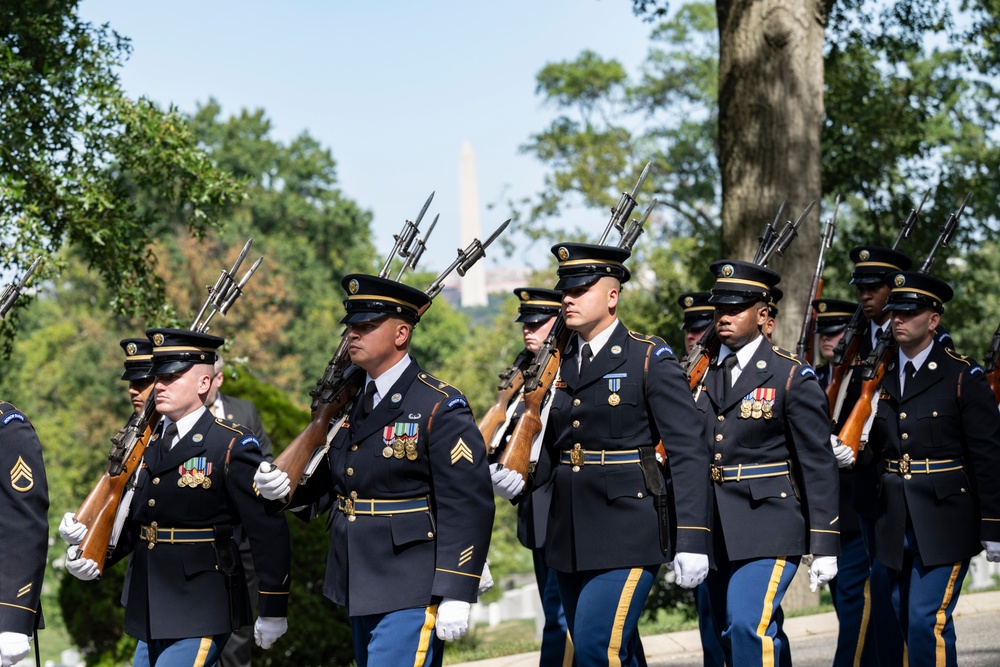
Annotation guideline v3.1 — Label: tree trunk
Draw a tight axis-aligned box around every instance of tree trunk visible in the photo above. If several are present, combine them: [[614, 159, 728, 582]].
[[716, 0, 832, 349]]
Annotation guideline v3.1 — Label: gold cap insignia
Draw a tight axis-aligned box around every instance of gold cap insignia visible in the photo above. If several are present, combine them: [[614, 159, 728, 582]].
[[894, 274, 905, 287], [860, 249, 871, 261], [126, 342, 137, 355], [818, 303, 827, 313], [520, 291, 530, 301], [684, 296, 693, 307], [153, 333, 164, 346], [722, 264, 734, 278], [348, 279, 360, 294], [557, 247, 569, 261], [9, 457, 33, 492]]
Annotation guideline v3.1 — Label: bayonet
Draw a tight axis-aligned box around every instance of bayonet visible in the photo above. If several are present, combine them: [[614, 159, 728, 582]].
[[599, 162, 652, 244], [0, 256, 41, 319]]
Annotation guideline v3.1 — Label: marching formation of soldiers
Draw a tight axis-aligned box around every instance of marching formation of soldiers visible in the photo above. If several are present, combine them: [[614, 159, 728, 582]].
[[2, 185, 1000, 667]]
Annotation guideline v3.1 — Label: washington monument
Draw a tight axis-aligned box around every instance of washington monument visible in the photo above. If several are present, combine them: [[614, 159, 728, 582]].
[[459, 140, 488, 307]]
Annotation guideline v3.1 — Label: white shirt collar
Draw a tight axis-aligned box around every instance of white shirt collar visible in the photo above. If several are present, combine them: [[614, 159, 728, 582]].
[[718, 333, 765, 371], [365, 355, 412, 409], [577, 318, 620, 360], [162, 405, 209, 449], [900, 340, 934, 374], [870, 319, 888, 346]]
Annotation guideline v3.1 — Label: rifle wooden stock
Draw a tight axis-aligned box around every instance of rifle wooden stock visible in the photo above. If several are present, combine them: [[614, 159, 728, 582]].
[[825, 334, 860, 420], [685, 329, 720, 391], [274, 365, 365, 500], [74, 416, 159, 573], [478, 369, 525, 451], [987, 368, 1000, 406], [836, 357, 888, 459], [499, 330, 569, 478]]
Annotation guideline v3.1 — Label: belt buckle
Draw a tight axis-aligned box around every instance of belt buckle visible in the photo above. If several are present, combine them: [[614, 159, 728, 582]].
[[899, 454, 911, 476], [710, 465, 723, 483], [570, 444, 583, 467]]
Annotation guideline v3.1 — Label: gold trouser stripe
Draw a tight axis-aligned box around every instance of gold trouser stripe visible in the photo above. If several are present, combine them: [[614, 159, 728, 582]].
[[933, 562, 962, 667], [192, 636, 213, 667], [607, 568, 642, 667], [853, 577, 872, 667], [756, 558, 786, 667], [413, 605, 437, 667], [562, 630, 575, 667]]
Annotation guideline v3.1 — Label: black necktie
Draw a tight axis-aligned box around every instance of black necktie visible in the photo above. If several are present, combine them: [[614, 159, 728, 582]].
[[579, 343, 593, 376], [162, 422, 178, 449], [722, 354, 739, 401], [360, 381, 378, 421], [902, 360, 916, 396]]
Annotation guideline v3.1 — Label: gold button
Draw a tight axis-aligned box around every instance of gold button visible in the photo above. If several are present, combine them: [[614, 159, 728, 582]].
[[150, 521, 158, 529], [932, 411, 939, 417], [780, 492, 787, 498], [572, 465, 581, 472], [714, 453, 722, 461], [346, 468, 354, 476], [715, 434, 724, 442], [637, 492, 644, 499], [148, 499, 155, 507], [900, 412, 907, 420], [427, 532, 435, 538], [350, 490, 358, 499], [904, 474, 912, 480], [961, 487, 966, 493], [348, 515, 356, 522], [717, 415, 725, 422], [573, 399, 581, 407], [901, 433, 908, 440], [574, 443, 580, 448], [152, 477, 160, 485], [572, 420, 580, 428], [350, 444, 358, 451], [147, 542, 154, 550]]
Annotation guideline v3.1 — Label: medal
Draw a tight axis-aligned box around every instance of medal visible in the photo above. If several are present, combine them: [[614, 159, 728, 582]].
[[740, 398, 752, 419], [405, 441, 418, 461], [177, 476, 187, 488], [382, 446, 393, 458], [393, 440, 405, 459], [607, 378, 621, 407], [201, 478, 212, 489], [608, 393, 620, 406]]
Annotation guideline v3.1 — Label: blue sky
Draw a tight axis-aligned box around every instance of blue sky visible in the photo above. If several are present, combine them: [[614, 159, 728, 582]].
[[79, 0, 653, 273]]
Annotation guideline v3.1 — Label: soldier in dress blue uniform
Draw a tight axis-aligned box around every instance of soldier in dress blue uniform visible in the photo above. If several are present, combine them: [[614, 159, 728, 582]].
[[66, 329, 291, 667], [489, 287, 574, 667], [693, 260, 840, 667], [811, 298, 881, 667], [0, 398, 48, 667], [763, 286, 782, 342], [497, 243, 712, 667], [863, 272, 1000, 667], [255, 274, 494, 667], [678, 292, 715, 359]]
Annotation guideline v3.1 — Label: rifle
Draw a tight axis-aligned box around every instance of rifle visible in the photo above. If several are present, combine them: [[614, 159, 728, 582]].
[[796, 196, 840, 363], [983, 320, 1000, 405], [825, 191, 927, 420], [272, 219, 510, 500], [684, 200, 814, 392], [478, 348, 533, 453], [0, 257, 41, 319], [497, 173, 656, 479], [72, 239, 262, 574], [836, 194, 967, 459]]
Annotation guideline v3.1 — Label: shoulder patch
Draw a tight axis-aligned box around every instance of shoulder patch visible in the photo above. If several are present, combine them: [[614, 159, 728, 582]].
[[772, 346, 802, 365], [240, 435, 261, 449], [1, 411, 26, 426], [418, 372, 454, 397], [446, 396, 468, 410], [944, 348, 971, 366], [971, 365, 985, 376], [800, 366, 818, 379], [654, 345, 674, 358]]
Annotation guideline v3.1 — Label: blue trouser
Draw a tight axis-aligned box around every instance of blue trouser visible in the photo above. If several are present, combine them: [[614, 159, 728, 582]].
[[695, 582, 726, 667], [133, 635, 229, 667], [351, 606, 445, 667], [555, 565, 657, 667], [830, 530, 878, 667], [705, 556, 800, 667], [533, 548, 575, 666], [860, 514, 905, 666], [886, 521, 969, 667]]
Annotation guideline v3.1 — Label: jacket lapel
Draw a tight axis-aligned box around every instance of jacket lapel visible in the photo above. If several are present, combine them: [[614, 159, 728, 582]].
[[560, 337, 580, 393], [900, 342, 944, 404]]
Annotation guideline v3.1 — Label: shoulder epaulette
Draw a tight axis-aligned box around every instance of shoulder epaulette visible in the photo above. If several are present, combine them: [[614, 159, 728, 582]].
[[771, 345, 802, 365], [214, 419, 250, 435], [944, 348, 971, 366], [628, 331, 656, 345], [417, 372, 456, 397]]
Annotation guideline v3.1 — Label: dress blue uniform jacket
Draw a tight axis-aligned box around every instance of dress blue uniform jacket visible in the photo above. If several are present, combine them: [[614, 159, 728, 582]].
[[867, 341, 1000, 569], [0, 403, 48, 635], [544, 321, 711, 572], [113, 410, 291, 641], [289, 358, 495, 617], [817, 364, 861, 535], [695, 341, 840, 560]]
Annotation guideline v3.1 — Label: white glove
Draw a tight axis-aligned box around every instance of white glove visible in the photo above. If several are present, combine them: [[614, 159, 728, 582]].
[[58, 512, 88, 545], [477, 562, 494, 596], [253, 616, 288, 650], [830, 437, 855, 468], [809, 555, 838, 592], [254, 462, 290, 501], [435, 598, 471, 641], [0, 632, 30, 667], [671, 552, 709, 589], [489, 463, 525, 500], [983, 541, 1000, 563], [65, 546, 100, 581]]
